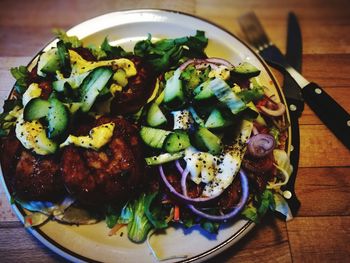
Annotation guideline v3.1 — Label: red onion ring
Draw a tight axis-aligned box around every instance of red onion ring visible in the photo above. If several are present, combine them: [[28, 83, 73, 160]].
[[247, 133, 275, 158], [178, 57, 233, 71], [186, 169, 249, 222], [159, 165, 219, 204], [175, 160, 184, 174], [205, 57, 234, 68]]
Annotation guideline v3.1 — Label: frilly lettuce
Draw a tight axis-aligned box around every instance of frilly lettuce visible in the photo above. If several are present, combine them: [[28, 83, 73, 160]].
[[267, 149, 293, 190]]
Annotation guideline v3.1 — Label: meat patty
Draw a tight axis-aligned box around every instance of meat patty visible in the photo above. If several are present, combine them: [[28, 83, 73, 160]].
[[61, 116, 144, 204], [110, 56, 155, 114], [14, 151, 64, 200], [0, 134, 65, 201]]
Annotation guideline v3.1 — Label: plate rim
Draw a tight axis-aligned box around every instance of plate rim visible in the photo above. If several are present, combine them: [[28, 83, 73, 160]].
[[0, 8, 290, 263]]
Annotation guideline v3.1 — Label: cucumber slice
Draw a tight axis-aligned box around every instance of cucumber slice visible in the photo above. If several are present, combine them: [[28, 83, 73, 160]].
[[23, 98, 50, 121], [145, 151, 185, 166], [53, 71, 90, 92], [140, 126, 171, 149], [47, 98, 69, 139], [146, 103, 167, 127], [80, 67, 113, 112], [193, 81, 214, 101], [52, 79, 69, 92], [37, 48, 60, 76], [57, 40, 71, 77], [163, 130, 191, 153], [209, 78, 246, 115], [163, 69, 185, 109], [191, 126, 223, 155], [232, 62, 261, 78], [205, 108, 232, 129], [188, 106, 205, 127]]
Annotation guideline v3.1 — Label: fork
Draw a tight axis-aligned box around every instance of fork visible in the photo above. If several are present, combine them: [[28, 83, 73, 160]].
[[238, 12, 350, 150]]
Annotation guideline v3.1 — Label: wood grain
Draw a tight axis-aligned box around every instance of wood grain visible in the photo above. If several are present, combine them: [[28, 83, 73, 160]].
[[296, 168, 350, 216], [209, 214, 292, 263], [0, 222, 65, 262], [0, 0, 350, 262], [287, 216, 350, 263]]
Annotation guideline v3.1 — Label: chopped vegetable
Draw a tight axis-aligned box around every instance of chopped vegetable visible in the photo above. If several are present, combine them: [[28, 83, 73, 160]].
[[127, 194, 153, 243], [10, 66, 29, 94], [134, 30, 208, 73], [53, 28, 82, 48]]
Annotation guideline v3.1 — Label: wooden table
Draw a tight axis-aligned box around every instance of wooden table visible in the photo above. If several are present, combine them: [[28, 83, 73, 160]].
[[1, 0, 349, 262]]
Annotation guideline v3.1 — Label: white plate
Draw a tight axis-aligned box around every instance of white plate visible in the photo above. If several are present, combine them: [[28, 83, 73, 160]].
[[1, 9, 290, 263]]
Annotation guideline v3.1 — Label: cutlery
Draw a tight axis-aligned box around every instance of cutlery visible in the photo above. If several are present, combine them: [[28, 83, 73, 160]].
[[238, 12, 350, 150], [280, 12, 303, 215]]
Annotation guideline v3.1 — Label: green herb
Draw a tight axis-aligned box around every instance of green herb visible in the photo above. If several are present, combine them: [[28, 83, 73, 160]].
[[269, 126, 280, 142], [242, 189, 276, 223], [144, 191, 168, 229], [0, 99, 22, 137], [200, 219, 220, 234], [10, 66, 29, 94], [134, 30, 208, 73], [182, 216, 195, 228], [180, 65, 201, 93], [237, 86, 264, 103], [53, 29, 82, 48], [3, 99, 21, 112], [105, 205, 119, 229], [57, 40, 72, 77], [87, 44, 107, 60], [100, 37, 131, 58], [241, 203, 259, 222]]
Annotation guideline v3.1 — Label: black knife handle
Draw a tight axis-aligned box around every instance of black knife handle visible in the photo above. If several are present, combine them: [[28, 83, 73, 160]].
[[302, 82, 350, 149], [281, 100, 301, 216]]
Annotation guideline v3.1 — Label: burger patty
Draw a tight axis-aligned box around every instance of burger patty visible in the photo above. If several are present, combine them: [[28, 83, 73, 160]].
[[0, 135, 65, 201], [110, 56, 155, 114], [61, 116, 144, 204], [14, 151, 64, 200]]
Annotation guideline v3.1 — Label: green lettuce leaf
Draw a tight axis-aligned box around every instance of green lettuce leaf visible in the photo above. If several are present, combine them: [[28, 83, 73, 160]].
[[144, 191, 168, 229], [100, 37, 131, 58], [200, 219, 220, 234], [242, 189, 276, 223], [274, 193, 293, 221], [53, 29, 82, 48], [10, 66, 29, 94], [127, 194, 152, 243], [134, 30, 208, 73]]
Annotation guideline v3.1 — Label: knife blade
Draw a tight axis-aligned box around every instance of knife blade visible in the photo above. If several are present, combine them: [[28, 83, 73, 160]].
[[281, 12, 303, 216], [238, 12, 350, 150], [284, 12, 304, 117]]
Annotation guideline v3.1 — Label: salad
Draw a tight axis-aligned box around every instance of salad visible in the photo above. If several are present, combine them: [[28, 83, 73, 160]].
[[0, 29, 293, 257]]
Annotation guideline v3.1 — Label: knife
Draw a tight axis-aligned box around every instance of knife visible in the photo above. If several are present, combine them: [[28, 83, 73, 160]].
[[238, 12, 350, 150], [280, 12, 303, 216]]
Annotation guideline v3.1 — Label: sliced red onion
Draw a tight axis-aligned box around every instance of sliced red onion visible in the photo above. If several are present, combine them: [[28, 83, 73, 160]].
[[178, 57, 233, 71], [247, 133, 275, 158], [175, 160, 184, 174], [260, 102, 286, 117], [178, 59, 203, 71], [180, 167, 189, 197], [186, 169, 249, 222], [159, 165, 219, 204], [205, 57, 234, 68]]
